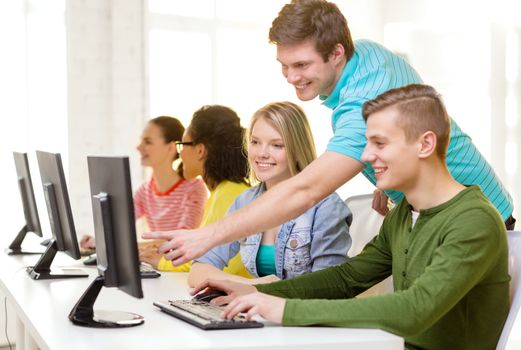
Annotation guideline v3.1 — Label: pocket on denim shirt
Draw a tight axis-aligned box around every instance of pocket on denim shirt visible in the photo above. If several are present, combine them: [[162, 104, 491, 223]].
[[239, 239, 258, 267], [283, 232, 312, 275]]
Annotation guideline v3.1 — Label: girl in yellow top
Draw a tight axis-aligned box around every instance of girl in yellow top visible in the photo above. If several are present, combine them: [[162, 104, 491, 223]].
[[141, 105, 251, 277]]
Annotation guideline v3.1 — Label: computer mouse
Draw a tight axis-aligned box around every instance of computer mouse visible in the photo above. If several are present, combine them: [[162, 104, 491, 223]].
[[40, 238, 52, 247], [192, 289, 227, 303], [83, 254, 97, 266]]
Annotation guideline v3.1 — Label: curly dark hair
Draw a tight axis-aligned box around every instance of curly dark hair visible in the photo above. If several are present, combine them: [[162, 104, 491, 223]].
[[188, 105, 248, 190], [149, 116, 185, 178]]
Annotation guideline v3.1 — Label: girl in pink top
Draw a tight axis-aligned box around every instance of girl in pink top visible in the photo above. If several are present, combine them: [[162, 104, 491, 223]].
[[81, 116, 207, 253]]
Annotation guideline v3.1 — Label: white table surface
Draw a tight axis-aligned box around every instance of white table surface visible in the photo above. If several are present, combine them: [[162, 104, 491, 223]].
[[0, 237, 403, 350]]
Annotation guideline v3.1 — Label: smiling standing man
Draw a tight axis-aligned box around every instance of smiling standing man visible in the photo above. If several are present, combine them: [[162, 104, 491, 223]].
[[143, 0, 515, 265]]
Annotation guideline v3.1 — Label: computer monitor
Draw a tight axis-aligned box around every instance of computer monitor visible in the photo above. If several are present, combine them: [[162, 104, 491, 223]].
[[26, 151, 88, 280], [68, 156, 143, 328], [7, 152, 45, 255]]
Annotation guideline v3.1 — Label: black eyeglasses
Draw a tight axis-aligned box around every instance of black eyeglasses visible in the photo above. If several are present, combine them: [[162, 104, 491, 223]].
[[176, 141, 196, 153]]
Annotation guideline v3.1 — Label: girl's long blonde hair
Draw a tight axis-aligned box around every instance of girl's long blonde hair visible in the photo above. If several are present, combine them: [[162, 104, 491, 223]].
[[246, 101, 317, 184]]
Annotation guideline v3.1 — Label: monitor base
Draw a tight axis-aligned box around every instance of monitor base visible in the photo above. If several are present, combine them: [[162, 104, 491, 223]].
[[71, 310, 144, 328], [7, 224, 43, 255], [5, 247, 44, 255], [26, 267, 88, 280], [69, 276, 144, 328]]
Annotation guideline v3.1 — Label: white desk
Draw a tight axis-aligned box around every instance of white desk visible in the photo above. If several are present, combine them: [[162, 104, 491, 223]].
[[0, 246, 403, 350]]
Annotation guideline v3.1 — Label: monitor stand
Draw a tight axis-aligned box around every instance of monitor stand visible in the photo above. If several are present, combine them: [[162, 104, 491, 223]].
[[5, 225, 45, 255], [40, 238, 52, 247], [26, 239, 88, 280], [69, 276, 144, 328]]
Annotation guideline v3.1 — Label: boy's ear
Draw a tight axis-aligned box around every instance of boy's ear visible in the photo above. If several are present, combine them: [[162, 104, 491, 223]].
[[418, 131, 437, 158]]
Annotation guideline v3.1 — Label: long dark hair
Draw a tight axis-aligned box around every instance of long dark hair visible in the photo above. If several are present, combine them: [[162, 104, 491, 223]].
[[188, 105, 248, 190], [149, 116, 185, 178]]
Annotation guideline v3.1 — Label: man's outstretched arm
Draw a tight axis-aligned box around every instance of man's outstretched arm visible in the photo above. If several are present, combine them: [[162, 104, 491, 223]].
[[143, 151, 364, 265]]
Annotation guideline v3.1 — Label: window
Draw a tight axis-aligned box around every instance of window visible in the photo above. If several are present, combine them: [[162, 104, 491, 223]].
[[0, 0, 67, 231]]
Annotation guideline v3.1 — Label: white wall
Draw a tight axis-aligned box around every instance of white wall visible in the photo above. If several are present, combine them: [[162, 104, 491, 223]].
[[66, 0, 147, 234], [379, 0, 521, 219]]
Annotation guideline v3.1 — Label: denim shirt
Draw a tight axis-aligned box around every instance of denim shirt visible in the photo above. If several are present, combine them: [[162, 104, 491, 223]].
[[195, 183, 352, 279]]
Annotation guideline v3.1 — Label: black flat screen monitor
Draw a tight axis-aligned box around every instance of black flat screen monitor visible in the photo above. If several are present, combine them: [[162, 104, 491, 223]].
[[7, 152, 44, 255], [68, 156, 144, 328], [26, 151, 88, 280]]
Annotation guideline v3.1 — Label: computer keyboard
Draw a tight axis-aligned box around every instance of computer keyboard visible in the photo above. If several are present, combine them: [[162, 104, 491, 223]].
[[140, 263, 161, 279], [84, 254, 160, 279], [153, 300, 264, 330]]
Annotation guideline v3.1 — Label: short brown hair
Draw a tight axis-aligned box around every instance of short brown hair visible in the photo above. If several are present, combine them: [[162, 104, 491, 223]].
[[269, 0, 354, 62], [362, 84, 451, 159]]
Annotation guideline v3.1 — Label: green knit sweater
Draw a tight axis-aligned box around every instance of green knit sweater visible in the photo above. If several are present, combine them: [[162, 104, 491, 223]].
[[257, 186, 509, 350]]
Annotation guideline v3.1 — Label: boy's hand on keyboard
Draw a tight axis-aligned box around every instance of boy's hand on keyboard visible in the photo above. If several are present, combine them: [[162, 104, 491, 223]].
[[223, 292, 285, 324], [191, 279, 257, 306]]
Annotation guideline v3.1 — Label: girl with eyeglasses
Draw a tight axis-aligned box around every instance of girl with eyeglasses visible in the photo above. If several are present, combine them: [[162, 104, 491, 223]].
[[140, 106, 252, 277]]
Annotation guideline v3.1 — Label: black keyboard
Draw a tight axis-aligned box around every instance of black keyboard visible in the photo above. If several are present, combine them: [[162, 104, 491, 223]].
[[153, 300, 264, 330], [84, 254, 160, 279], [140, 263, 161, 279]]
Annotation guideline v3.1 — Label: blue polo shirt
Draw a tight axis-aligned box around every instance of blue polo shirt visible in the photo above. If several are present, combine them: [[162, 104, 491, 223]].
[[323, 39, 513, 220]]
